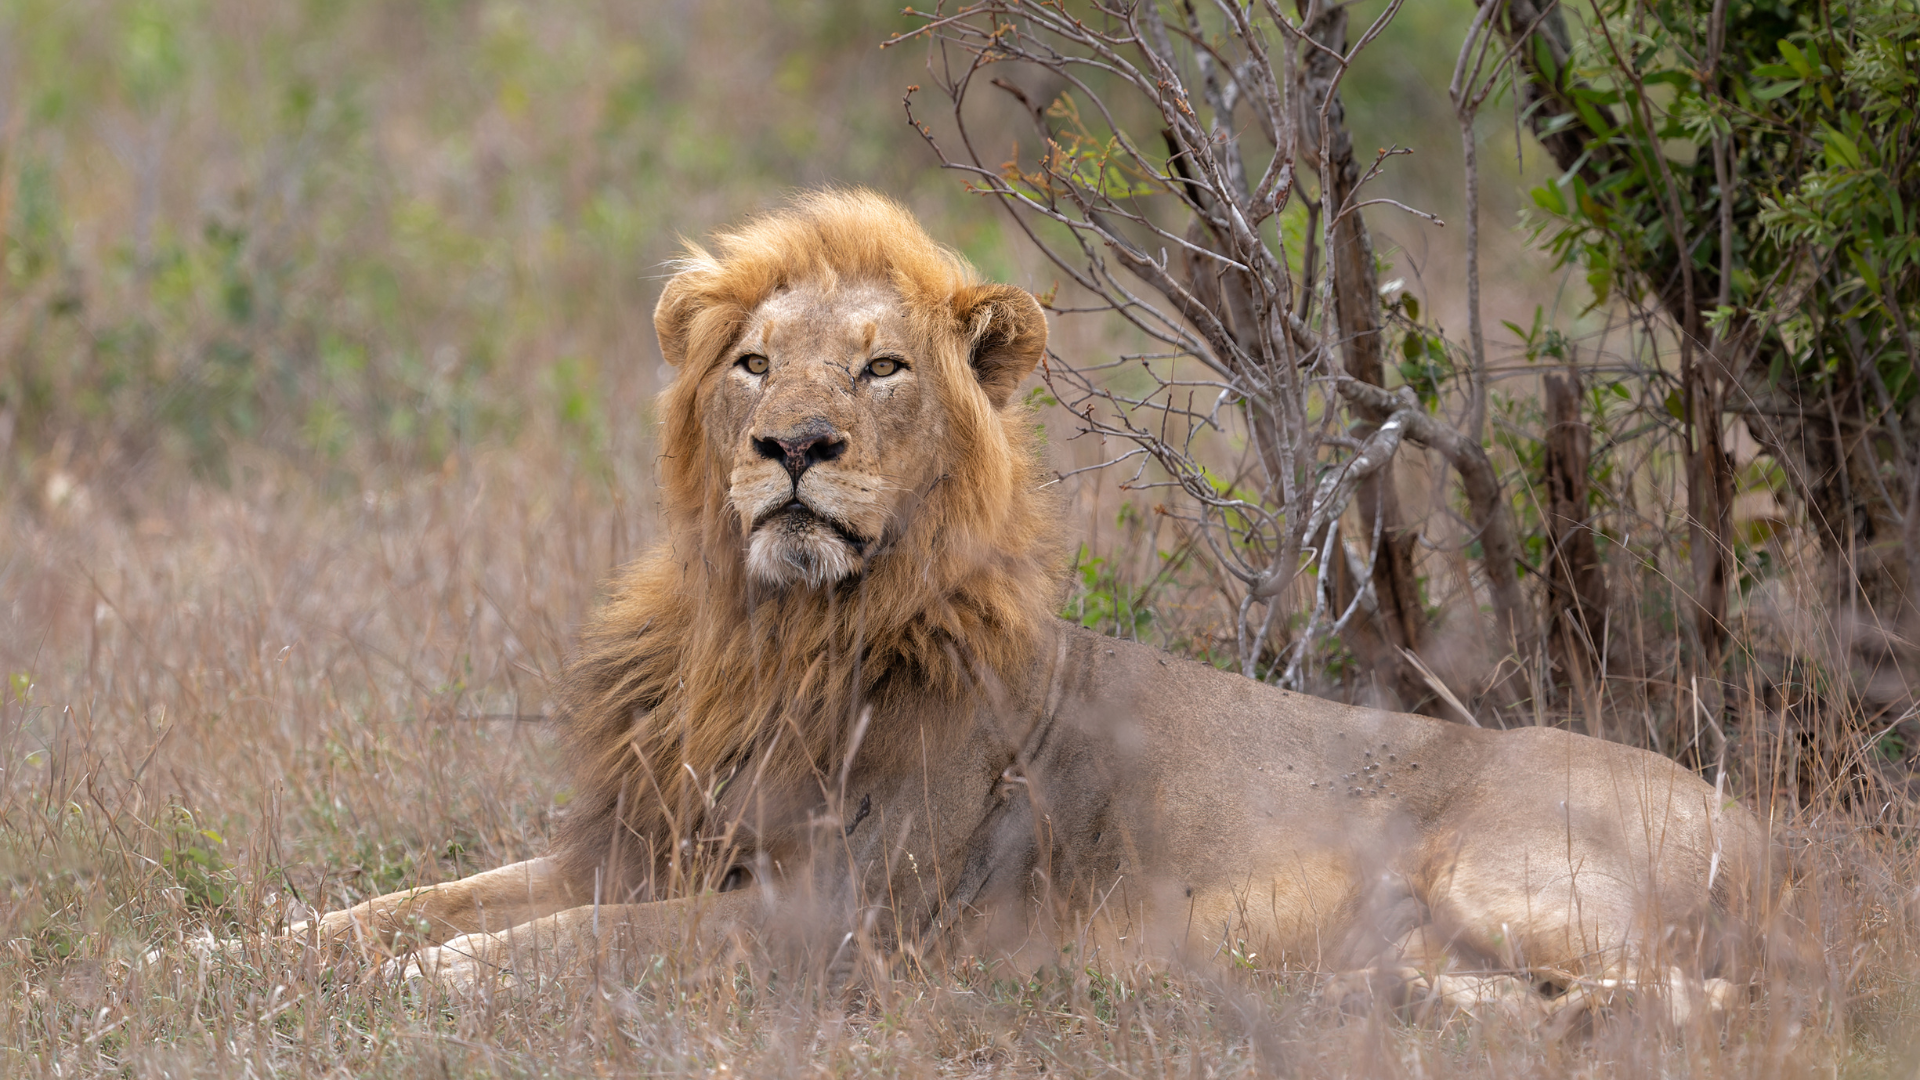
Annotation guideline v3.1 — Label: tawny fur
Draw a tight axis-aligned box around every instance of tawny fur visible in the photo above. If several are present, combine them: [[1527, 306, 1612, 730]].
[[554, 191, 1063, 897]]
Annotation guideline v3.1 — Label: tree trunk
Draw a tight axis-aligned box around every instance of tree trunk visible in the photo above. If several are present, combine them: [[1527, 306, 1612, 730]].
[[1542, 372, 1608, 693], [1297, 0, 1429, 711], [1685, 368, 1735, 663]]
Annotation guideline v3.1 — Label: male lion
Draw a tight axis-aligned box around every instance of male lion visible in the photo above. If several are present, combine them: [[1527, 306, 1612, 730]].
[[291, 191, 1769, 1017]]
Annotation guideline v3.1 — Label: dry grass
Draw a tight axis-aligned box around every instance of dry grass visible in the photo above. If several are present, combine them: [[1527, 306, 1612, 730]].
[[1, 443, 1914, 1079]]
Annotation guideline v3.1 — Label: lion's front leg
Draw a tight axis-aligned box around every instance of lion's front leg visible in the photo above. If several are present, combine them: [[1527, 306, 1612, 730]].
[[147, 858, 578, 975], [290, 857, 584, 962], [398, 888, 765, 995]]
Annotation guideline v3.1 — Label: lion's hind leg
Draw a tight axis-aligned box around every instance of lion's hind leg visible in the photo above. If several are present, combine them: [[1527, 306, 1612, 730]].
[[1325, 922, 1544, 1024], [1327, 920, 1738, 1033], [1417, 894, 1747, 1032], [1524, 964, 1743, 1035], [1385, 952, 1742, 1034]]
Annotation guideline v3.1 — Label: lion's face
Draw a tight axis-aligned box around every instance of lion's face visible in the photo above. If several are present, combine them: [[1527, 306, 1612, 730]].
[[706, 280, 938, 590], [648, 191, 1050, 597]]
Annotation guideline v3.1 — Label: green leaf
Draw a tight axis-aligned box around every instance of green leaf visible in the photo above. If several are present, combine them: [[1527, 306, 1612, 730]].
[[1847, 248, 1883, 296], [1778, 39, 1812, 78], [1821, 125, 1864, 169], [1530, 33, 1562, 84], [1888, 360, 1913, 401], [1611, 381, 1631, 399], [1402, 294, 1420, 322], [1752, 79, 1803, 100], [1531, 182, 1567, 216], [1583, 244, 1612, 310], [1570, 173, 1595, 218], [1664, 389, 1686, 420], [1572, 95, 1614, 139]]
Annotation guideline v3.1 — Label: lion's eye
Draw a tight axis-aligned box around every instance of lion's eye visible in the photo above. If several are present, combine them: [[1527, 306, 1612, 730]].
[[739, 354, 769, 375], [865, 357, 902, 378]]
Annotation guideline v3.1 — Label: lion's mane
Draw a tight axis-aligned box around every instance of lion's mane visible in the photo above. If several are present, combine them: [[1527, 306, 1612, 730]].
[[555, 191, 1063, 897]]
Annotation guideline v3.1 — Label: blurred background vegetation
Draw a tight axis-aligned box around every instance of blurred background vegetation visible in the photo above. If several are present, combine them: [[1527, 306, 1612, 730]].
[[0, 0, 981, 486], [0, 0, 1510, 489], [7, 0, 1919, 769], [4, 0, 1915, 769]]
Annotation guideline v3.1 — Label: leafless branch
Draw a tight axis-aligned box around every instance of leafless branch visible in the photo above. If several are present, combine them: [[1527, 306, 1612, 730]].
[[902, 1, 1516, 701]]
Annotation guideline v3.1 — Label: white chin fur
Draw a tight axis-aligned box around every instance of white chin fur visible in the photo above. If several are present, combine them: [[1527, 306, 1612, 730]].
[[747, 523, 861, 589]]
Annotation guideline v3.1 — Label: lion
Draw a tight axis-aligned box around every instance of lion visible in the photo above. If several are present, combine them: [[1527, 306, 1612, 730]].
[[285, 190, 1772, 1019]]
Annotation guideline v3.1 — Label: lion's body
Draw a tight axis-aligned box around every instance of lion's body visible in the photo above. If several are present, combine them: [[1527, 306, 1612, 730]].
[[298, 192, 1770, 1015], [766, 623, 1761, 979]]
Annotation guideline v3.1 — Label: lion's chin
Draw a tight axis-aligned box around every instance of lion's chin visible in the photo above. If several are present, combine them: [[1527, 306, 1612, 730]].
[[746, 514, 863, 590]]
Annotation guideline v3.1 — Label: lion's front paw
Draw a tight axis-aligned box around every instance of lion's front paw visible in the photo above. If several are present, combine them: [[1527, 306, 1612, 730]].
[[140, 927, 293, 975], [139, 928, 223, 973], [1325, 966, 1546, 1025], [386, 934, 515, 997], [285, 911, 386, 961], [1321, 967, 1394, 1015]]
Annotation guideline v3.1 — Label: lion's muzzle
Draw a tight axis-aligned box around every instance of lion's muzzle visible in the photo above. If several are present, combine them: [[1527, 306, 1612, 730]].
[[745, 499, 866, 589], [730, 444, 891, 592]]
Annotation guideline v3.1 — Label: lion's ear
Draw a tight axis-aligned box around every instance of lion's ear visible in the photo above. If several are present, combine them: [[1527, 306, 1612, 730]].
[[654, 269, 706, 368], [958, 284, 1048, 410]]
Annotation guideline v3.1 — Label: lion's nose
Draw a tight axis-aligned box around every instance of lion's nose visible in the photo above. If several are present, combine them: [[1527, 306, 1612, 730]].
[[752, 429, 848, 484]]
